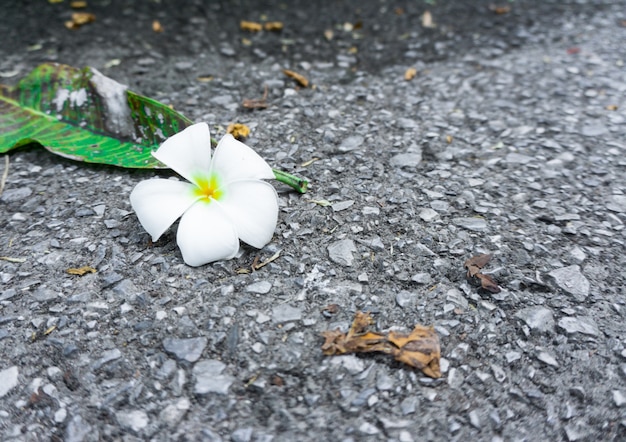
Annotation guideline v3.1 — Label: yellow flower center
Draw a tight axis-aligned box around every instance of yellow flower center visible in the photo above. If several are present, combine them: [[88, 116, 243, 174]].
[[192, 174, 223, 203]]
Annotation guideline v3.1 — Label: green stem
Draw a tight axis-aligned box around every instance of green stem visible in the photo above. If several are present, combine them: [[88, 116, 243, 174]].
[[273, 169, 308, 194]]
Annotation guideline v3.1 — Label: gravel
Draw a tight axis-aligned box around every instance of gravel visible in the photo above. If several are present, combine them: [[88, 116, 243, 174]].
[[2, 0, 626, 440]]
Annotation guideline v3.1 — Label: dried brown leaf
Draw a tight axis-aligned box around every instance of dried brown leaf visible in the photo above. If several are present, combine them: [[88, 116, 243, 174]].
[[404, 67, 417, 81], [242, 86, 268, 109], [70, 1, 87, 8], [283, 69, 309, 87], [227, 123, 250, 140], [321, 311, 441, 378], [240, 20, 262, 32], [152, 20, 163, 33], [67, 266, 96, 276], [489, 4, 512, 14], [264, 21, 283, 32], [464, 254, 492, 276], [476, 273, 501, 293], [72, 12, 95, 25]]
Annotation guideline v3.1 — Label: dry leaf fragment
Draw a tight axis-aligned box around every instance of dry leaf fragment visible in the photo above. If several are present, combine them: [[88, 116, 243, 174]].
[[321, 311, 441, 378], [67, 266, 96, 276], [65, 12, 95, 29], [152, 20, 163, 33], [242, 86, 268, 109], [404, 67, 417, 81], [489, 4, 512, 14], [464, 254, 501, 293], [324, 29, 334, 41], [422, 11, 436, 28], [606, 104, 618, 111], [300, 157, 320, 167], [240, 20, 263, 32], [252, 250, 281, 270], [264, 21, 283, 32], [70, 1, 87, 8], [227, 123, 250, 140], [0, 256, 25, 263], [283, 69, 309, 87]]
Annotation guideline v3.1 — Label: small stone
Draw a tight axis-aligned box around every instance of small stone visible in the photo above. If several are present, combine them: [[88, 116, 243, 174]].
[[606, 195, 626, 213], [65, 415, 92, 442], [193, 360, 234, 395], [0, 187, 32, 202], [245, 281, 272, 294], [557, 316, 600, 337], [159, 398, 191, 427], [376, 372, 394, 391], [272, 304, 302, 323], [163, 337, 208, 362], [92, 349, 122, 370], [331, 354, 365, 374], [400, 396, 418, 415], [581, 122, 608, 137], [613, 390, 626, 407], [515, 306, 555, 334], [0, 366, 19, 398], [537, 352, 559, 367], [448, 367, 464, 389], [339, 135, 364, 152], [358, 422, 380, 435], [116, 410, 149, 433], [446, 288, 469, 310], [419, 208, 439, 222], [231, 428, 253, 442], [505, 153, 533, 164], [328, 239, 357, 266], [453, 217, 488, 231], [54, 408, 67, 423], [332, 200, 355, 212], [468, 410, 481, 429], [390, 152, 422, 168], [395, 290, 416, 308], [547, 265, 590, 301], [568, 246, 586, 264], [410, 273, 431, 285]]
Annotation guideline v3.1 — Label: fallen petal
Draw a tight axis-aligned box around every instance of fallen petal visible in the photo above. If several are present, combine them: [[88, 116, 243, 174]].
[[211, 134, 274, 184], [218, 180, 278, 248], [152, 122, 213, 183], [176, 201, 240, 266], [130, 179, 197, 241]]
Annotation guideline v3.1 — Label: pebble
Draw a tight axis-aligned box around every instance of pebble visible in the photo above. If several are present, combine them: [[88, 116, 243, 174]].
[[328, 239, 357, 266], [159, 398, 191, 427], [547, 265, 590, 301], [606, 194, 626, 213], [332, 200, 355, 212], [331, 355, 365, 375], [91, 349, 122, 370], [515, 306, 555, 334], [163, 337, 208, 362], [0, 187, 32, 202], [395, 290, 416, 308], [411, 272, 432, 284], [453, 217, 488, 231], [358, 421, 380, 435], [447, 367, 464, 389], [245, 281, 272, 294], [400, 396, 418, 415], [65, 415, 92, 442], [613, 390, 626, 408], [193, 360, 235, 395], [0, 366, 19, 398], [557, 316, 600, 337], [390, 152, 422, 168], [232, 428, 253, 442], [338, 135, 364, 152], [581, 122, 608, 137], [537, 352, 559, 367], [272, 304, 302, 323], [116, 409, 149, 432], [419, 208, 439, 222]]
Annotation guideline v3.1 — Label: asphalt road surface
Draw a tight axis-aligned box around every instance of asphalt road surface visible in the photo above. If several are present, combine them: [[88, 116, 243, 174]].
[[1, 1, 626, 441]]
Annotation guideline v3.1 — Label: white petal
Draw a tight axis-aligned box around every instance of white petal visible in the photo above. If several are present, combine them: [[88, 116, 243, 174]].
[[152, 122, 212, 183], [211, 134, 274, 184], [130, 178, 197, 241], [176, 201, 240, 266], [218, 180, 278, 248]]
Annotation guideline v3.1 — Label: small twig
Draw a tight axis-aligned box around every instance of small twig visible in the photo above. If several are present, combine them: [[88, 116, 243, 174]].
[[0, 155, 9, 197], [252, 250, 281, 271], [242, 86, 269, 109]]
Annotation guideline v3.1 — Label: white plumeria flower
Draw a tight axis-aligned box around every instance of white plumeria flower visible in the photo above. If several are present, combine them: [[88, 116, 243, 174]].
[[130, 122, 279, 266]]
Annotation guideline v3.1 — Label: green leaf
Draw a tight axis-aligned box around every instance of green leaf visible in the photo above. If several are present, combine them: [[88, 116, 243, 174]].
[[0, 63, 192, 168]]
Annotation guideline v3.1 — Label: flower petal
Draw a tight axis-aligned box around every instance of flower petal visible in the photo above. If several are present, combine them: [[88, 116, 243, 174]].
[[176, 201, 240, 266], [130, 178, 197, 242], [211, 134, 274, 184], [152, 122, 212, 183], [218, 180, 278, 248]]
